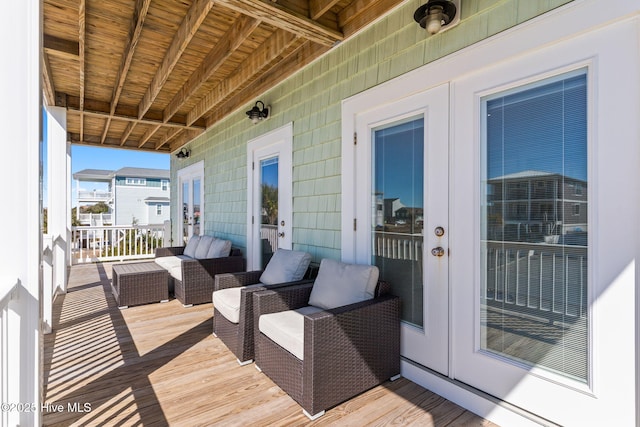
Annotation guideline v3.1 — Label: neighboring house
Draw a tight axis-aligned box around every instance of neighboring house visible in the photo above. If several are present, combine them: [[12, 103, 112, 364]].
[[486, 170, 588, 243], [73, 167, 170, 226]]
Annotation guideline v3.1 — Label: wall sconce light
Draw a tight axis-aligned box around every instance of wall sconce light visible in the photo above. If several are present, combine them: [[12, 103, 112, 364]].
[[246, 101, 270, 124], [176, 148, 190, 159], [414, 0, 458, 35]]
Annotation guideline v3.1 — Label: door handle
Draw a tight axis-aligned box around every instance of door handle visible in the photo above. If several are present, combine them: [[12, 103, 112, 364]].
[[278, 232, 285, 238], [431, 247, 445, 257]]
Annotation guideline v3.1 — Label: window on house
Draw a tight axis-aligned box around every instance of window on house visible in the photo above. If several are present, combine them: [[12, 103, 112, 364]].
[[156, 205, 162, 215], [126, 178, 146, 186], [161, 180, 169, 191], [573, 203, 580, 216]]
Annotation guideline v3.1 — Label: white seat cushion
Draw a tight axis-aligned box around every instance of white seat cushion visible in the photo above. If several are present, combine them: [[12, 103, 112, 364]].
[[154, 255, 189, 271], [258, 306, 324, 360], [259, 249, 312, 285], [194, 235, 215, 259], [308, 259, 379, 310], [212, 284, 263, 324], [183, 235, 201, 258], [206, 238, 232, 258]]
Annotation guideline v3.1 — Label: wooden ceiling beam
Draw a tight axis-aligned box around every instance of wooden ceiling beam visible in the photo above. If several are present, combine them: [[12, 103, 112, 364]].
[[163, 14, 260, 123], [79, 0, 86, 141], [69, 132, 171, 153], [187, 29, 298, 126], [43, 34, 79, 59], [309, 0, 340, 20], [217, 0, 342, 46], [101, 0, 152, 143], [66, 104, 204, 132], [154, 128, 183, 150], [168, 129, 204, 152], [137, 0, 214, 120], [204, 40, 329, 127], [120, 122, 137, 146], [42, 53, 56, 107]]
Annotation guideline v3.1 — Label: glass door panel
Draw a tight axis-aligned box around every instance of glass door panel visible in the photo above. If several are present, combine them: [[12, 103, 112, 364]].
[[480, 70, 588, 382], [260, 157, 279, 269], [372, 118, 424, 328]]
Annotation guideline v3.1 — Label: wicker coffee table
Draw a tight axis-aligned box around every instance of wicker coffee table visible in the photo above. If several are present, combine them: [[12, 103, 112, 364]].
[[112, 262, 169, 309]]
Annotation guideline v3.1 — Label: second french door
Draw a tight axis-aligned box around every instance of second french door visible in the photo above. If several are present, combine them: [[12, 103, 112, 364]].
[[348, 84, 450, 374]]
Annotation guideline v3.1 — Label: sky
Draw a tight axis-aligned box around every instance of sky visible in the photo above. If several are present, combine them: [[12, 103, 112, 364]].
[[42, 124, 170, 207]]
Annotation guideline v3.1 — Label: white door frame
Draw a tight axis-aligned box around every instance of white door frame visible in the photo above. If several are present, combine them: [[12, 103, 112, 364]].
[[177, 160, 204, 242], [247, 123, 293, 270]]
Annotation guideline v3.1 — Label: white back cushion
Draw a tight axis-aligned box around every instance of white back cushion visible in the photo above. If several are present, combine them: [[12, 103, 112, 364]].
[[206, 238, 232, 258], [308, 259, 379, 310], [194, 235, 215, 259], [259, 249, 312, 285], [183, 235, 201, 258]]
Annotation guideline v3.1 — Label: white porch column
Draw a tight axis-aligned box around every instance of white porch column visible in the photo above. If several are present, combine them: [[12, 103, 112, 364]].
[[44, 107, 70, 334], [46, 107, 71, 292], [0, 1, 42, 426]]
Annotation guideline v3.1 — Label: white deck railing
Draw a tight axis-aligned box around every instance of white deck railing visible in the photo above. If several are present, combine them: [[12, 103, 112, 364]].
[[373, 231, 423, 261], [72, 224, 168, 264], [77, 212, 113, 225], [483, 241, 588, 319], [77, 190, 112, 200]]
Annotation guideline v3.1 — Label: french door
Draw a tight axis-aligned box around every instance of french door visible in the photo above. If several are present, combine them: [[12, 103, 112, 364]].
[[349, 84, 449, 374], [247, 124, 293, 270], [177, 161, 204, 243]]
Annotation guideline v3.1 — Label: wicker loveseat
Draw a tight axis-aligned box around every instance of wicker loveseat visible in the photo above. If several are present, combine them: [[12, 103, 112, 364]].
[[155, 235, 245, 306], [212, 249, 316, 365], [252, 259, 400, 419]]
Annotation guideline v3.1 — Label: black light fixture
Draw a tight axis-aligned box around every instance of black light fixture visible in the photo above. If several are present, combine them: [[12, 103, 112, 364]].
[[414, 0, 457, 35], [246, 100, 270, 124], [176, 147, 190, 159]]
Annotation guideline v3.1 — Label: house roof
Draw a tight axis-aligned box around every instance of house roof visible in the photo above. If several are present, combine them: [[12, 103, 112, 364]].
[[43, 0, 404, 154], [488, 170, 587, 183], [73, 167, 169, 180], [115, 167, 170, 179]]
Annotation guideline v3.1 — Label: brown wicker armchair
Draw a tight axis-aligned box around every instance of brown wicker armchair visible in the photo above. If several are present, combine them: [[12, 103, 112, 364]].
[[252, 260, 400, 419], [155, 245, 245, 306], [212, 249, 317, 365]]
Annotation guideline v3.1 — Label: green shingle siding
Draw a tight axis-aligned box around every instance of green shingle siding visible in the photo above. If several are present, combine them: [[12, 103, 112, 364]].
[[171, 0, 573, 260]]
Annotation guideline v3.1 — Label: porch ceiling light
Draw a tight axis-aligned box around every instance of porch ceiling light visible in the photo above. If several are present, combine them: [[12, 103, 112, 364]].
[[176, 148, 190, 159], [414, 0, 457, 35], [246, 100, 270, 124]]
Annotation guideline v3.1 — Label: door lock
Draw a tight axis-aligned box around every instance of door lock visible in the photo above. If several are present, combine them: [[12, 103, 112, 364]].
[[434, 226, 445, 237], [431, 247, 445, 257], [278, 232, 285, 238]]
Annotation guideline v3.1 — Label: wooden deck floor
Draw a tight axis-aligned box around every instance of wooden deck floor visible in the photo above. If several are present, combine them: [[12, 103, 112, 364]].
[[43, 262, 498, 426]]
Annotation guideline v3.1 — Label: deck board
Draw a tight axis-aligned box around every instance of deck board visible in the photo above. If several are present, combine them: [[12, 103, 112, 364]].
[[43, 262, 498, 426]]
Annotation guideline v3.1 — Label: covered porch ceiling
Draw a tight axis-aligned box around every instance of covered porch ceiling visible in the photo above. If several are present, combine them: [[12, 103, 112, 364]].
[[43, 0, 405, 154]]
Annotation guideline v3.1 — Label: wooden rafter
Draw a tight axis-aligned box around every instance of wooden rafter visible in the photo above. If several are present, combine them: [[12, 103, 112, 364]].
[[309, 0, 340, 20], [120, 122, 137, 146], [154, 127, 183, 150], [101, 0, 152, 143], [137, 0, 214, 120], [43, 34, 79, 59], [187, 29, 299, 126], [66, 105, 204, 132], [42, 53, 56, 107], [168, 129, 204, 152], [163, 14, 260, 123], [339, 0, 402, 38], [205, 40, 330, 127], [79, 0, 86, 141], [216, 0, 343, 46]]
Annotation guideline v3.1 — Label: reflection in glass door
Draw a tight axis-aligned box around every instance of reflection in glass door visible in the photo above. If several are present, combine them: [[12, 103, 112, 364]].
[[480, 70, 588, 382], [259, 157, 279, 269], [372, 118, 424, 327]]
